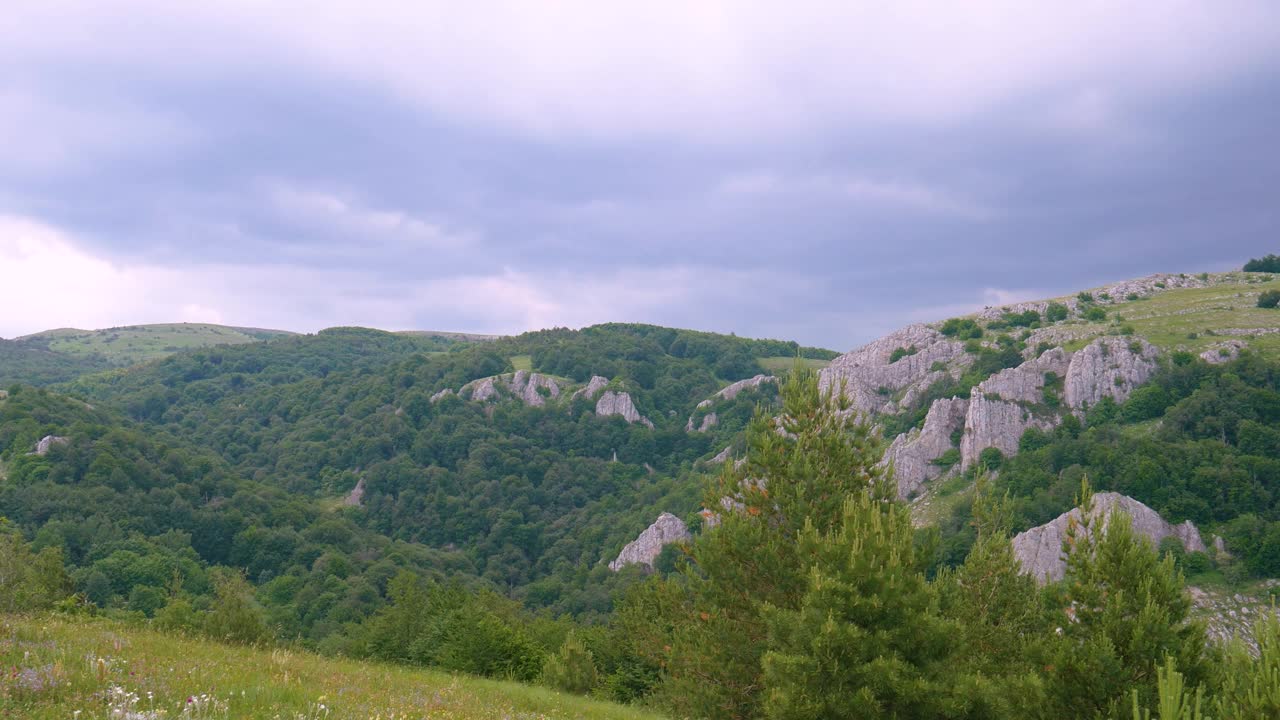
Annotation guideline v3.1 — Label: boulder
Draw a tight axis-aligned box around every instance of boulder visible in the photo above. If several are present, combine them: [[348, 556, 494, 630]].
[[686, 412, 718, 432], [1012, 492, 1207, 583], [608, 513, 691, 571], [508, 371, 561, 407], [429, 388, 454, 403], [882, 398, 967, 498], [1200, 341, 1246, 365]]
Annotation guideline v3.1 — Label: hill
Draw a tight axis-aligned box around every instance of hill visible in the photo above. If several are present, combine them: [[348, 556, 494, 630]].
[[17, 323, 296, 365], [0, 614, 662, 720]]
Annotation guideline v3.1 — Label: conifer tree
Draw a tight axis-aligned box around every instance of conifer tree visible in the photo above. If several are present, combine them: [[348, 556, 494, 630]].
[[1044, 481, 1209, 718], [655, 367, 885, 719], [760, 490, 965, 719]]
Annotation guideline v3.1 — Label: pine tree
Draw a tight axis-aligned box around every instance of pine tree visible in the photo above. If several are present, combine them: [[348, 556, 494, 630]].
[[655, 367, 886, 719], [1211, 611, 1280, 719], [760, 491, 962, 719], [541, 631, 599, 695], [1044, 481, 1209, 718], [936, 481, 1049, 712]]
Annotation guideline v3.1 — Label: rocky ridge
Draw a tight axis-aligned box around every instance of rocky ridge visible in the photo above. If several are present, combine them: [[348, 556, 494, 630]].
[[608, 513, 691, 571], [1011, 492, 1206, 583]]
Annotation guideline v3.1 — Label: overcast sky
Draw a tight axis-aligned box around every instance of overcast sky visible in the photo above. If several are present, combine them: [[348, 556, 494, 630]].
[[2, 2, 1278, 350]]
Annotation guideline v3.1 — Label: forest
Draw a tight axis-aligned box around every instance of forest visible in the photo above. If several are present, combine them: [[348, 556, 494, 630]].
[[2, 324, 1280, 717]]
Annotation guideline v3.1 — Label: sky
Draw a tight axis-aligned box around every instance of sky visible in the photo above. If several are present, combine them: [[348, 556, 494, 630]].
[[2, 2, 1279, 350]]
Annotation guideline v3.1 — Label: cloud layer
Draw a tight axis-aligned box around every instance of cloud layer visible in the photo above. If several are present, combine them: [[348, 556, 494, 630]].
[[2, 2, 1278, 347]]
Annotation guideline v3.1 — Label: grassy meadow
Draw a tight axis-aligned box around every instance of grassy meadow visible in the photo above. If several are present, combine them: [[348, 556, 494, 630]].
[[0, 615, 665, 720], [18, 324, 292, 365]]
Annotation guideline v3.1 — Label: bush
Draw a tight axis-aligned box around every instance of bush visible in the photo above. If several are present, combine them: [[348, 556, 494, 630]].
[[1083, 306, 1107, 322], [939, 318, 983, 340], [1257, 290, 1280, 308], [1243, 254, 1280, 273], [889, 345, 918, 363], [977, 446, 1004, 470], [1045, 302, 1069, 322], [1078, 292, 1095, 303]]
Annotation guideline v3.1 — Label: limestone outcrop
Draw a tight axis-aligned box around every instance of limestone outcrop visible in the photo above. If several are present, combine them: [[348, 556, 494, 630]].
[[1012, 492, 1207, 583], [882, 398, 967, 498], [960, 390, 1057, 470], [1200, 340, 1246, 364], [33, 435, 69, 456], [608, 513, 691, 571], [457, 372, 562, 407], [686, 412, 718, 432], [820, 325, 969, 415], [430, 388, 454, 403], [976, 347, 1070, 404], [709, 446, 733, 464], [698, 374, 777, 408], [343, 478, 366, 507], [508, 370, 561, 407], [596, 391, 654, 428], [1063, 337, 1159, 410], [571, 375, 610, 402]]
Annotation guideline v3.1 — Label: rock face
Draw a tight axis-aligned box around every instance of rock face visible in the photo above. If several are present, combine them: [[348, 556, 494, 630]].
[[608, 513, 691, 571], [976, 347, 1071, 404], [458, 372, 562, 407], [1200, 340, 1246, 364], [820, 325, 969, 416], [596, 391, 654, 428], [686, 412, 718, 432], [33, 435, 69, 456], [882, 398, 967, 498], [698, 374, 777, 408], [430, 388, 454, 403], [508, 371, 562, 407], [343, 478, 366, 507], [1012, 492, 1207, 583], [1064, 337, 1159, 410], [571, 375, 610, 402], [960, 390, 1057, 470], [709, 446, 733, 464]]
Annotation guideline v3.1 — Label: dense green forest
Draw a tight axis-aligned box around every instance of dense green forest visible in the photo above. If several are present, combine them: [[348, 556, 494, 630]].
[[5, 320, 1280, 717]]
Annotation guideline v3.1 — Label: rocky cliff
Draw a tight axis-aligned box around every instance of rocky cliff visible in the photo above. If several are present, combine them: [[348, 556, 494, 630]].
[[882, 398, 967, 498], [455, 372, 563, 407], [819, 325, 970, 416], [1063, 337, 1159, 411], [608, 513, 691, 571], [1011, 492, 1207, 583]]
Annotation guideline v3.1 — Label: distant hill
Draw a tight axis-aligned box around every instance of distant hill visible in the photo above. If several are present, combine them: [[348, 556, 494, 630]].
[[15, 323, 295, 365]]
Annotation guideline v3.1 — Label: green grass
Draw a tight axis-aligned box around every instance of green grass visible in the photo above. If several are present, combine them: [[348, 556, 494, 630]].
[[758, 357, 830, 373], [1112, 275, 1280, 359], [18, 324, 293, 365], [510, 355, 534, 372], [0, 614, 665, 720]]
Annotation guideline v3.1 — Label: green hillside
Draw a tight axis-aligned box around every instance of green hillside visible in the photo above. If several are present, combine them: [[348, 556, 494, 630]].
[[0, 615, 662, 720], [17, 323, 295, 365]]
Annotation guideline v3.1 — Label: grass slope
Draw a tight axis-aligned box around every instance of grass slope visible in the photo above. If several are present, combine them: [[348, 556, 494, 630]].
[[17, 324, 294, 366], [0, 615, 664, 720]]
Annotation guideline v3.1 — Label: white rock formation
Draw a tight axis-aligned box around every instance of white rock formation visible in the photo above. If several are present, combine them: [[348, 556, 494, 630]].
[[461, 376, 500, 402], [709, 446, 733, 464], [34, 435, 69, 455], [1012, 492, 1207, 583], [608, 513, 691, 571], [700, 374, 777, 408], [960, 390, 1058, 469], [596, 391, 654, 428], [1064, 337, 1159, 410], [686, 412, 718, 432], [571, 375, 610, 402], [343, 478, 366, 507], [976, 347, 1071, 404], [508, 371, 562, 407], [1200, 341, 1246, 364], [430, 388, 454, 403], [820, 325, 970, 415], [882, 398, 967, 498]]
